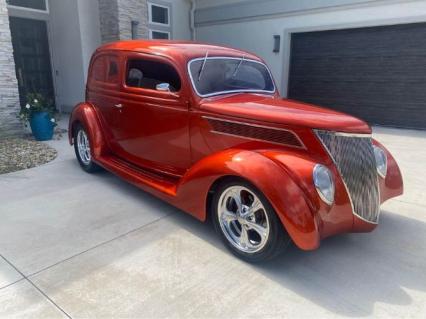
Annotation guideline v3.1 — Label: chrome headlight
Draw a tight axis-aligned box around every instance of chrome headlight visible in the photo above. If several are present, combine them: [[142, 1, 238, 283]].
[[313, 164, 335, 205], [373, 145, 387, 178]]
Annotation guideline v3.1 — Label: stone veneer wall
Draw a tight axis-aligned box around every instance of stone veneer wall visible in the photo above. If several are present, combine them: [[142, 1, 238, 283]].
[[98, 0, 120, 43], [98, 0, 149, 43], [117, 0, 149, 40], [0, 2, 21, 138]]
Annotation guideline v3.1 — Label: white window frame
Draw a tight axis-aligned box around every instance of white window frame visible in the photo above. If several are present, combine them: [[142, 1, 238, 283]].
[[149, 29, 171, 40], [7, 0, 49, 14], [148, 1, 170, 27]]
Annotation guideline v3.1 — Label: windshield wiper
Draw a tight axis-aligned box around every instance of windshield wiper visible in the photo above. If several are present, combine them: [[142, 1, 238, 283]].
[[197, 51, 209, 81], [232, 54, 245, 77]]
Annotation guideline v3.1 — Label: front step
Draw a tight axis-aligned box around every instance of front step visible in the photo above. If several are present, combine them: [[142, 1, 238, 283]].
[[96, 155, 178, 197]]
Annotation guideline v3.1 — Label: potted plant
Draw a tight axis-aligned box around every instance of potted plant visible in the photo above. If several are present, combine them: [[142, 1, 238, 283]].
[[18, 93, 57, 141]]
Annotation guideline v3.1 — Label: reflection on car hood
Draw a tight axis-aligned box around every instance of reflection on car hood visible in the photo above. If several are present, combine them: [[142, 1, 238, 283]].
[[200, 94, 371, 134]]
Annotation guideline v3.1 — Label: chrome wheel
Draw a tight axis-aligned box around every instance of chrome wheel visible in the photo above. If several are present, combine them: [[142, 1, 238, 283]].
[[77, 129, 91, 165], [217, 185, 270, 253]]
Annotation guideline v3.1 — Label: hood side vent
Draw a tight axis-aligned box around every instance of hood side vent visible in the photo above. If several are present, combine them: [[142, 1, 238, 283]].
[[206, 117, 304, 148]]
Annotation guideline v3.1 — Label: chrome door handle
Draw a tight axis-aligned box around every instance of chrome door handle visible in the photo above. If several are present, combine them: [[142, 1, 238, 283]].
[[114, 103, 123, 108]]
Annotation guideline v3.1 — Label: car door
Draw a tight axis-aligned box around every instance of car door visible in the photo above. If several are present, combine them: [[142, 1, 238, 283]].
[[113, 53, 191, 177], [87, 53, 123, 153]]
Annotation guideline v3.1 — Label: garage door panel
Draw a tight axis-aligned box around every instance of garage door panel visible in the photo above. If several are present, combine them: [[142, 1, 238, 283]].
[[290, 84, 426, 108], [290, 81, 426, 104], [293, 97, 426, 127], [291, 56, 426, 81], [292, 25, 426, 58], [289, 23, 426, 129]]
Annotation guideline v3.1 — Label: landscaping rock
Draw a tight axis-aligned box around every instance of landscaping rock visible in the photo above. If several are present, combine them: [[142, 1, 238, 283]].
[[0, 138, 57, 174]]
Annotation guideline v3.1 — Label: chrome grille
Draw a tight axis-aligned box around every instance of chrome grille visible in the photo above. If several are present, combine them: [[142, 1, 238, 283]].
[[315, 130, 380, 223]]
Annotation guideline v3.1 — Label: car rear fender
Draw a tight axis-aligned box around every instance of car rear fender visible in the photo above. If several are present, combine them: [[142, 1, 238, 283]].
[[68, 102, 108, 159], [175, 148, 320, 250]]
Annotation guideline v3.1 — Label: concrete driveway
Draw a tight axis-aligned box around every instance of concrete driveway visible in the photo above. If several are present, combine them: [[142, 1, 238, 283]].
[[1, 126, 425, 318]]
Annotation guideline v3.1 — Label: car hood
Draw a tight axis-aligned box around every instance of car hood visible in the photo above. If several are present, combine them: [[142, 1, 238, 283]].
[[200, 94, 371, 134]]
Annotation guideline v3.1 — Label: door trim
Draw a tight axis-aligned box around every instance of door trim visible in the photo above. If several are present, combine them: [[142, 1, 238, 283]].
[[7, 0, 50, 14], [7, 11, 59, 111]]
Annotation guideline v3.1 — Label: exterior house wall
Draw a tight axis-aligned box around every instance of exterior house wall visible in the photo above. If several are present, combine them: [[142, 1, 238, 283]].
[[49, 0, 101, 112], [169, 0, 192, 39], [0, 1, 21, 137], [99, 0, 149, 43], [194, 0, 426, 96], [195, 0, 251, 9], [99, 0, 120, 43], [99, 0, 191, 42], [117, 0, 149, 40], [78, 0, 102, 80], [49, 0, 86, 113]]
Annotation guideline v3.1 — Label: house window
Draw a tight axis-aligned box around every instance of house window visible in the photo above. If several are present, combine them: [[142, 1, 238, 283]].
[[7, 0, 48, 12], [148, 2, 172, 40], [148, 2, 170, 26], [149, 30, 170, 40]]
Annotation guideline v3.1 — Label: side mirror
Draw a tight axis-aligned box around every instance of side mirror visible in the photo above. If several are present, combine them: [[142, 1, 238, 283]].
[[156, 83, 170, 92]]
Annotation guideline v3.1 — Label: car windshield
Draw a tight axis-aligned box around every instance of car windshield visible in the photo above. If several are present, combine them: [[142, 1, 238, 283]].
[[188, 57, 275, 97]]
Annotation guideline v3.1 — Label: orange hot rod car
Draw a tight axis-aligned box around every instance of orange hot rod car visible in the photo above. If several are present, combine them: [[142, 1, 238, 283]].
[[69, 40, 403, 262]]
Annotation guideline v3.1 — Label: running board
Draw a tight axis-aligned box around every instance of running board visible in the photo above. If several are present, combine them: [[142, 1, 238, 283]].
[[96, 155, 178, 197]]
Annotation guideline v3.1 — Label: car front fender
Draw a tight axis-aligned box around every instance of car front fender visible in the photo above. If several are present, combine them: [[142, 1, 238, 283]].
[[373, 139, 404, 203], [175, 148, 321, 250]]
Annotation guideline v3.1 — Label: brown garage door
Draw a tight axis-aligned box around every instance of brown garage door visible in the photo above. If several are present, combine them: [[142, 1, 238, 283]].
[[288, 23, 426, 129]]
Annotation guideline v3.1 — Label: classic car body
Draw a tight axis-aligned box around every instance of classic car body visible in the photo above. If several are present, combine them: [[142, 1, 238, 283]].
[[69, 40, 403, 260]]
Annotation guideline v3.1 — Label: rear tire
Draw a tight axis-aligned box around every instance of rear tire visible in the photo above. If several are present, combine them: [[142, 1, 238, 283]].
[[212, 179, 290, 263], [73, 124, 101, 173]]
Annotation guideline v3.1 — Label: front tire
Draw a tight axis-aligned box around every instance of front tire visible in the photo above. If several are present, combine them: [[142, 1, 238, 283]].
[[73, 124, 101, 173], [212, 179, 290, 262]]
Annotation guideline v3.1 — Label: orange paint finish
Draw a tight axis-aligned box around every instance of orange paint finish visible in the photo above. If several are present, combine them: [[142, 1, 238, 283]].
[[69, 102, 110, 158], [69, 40, 403, 251], [373, 139, 404, 203]]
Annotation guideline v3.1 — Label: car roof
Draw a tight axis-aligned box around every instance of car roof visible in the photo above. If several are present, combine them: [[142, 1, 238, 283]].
[[96, 40, 262, 63]]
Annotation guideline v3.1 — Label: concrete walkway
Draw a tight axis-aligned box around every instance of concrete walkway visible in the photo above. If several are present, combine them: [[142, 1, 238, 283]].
[[0, 124, 425, 318]]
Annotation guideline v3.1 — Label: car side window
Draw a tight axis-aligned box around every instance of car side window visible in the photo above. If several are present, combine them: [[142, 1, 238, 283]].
[[126, 59, 181, 92], [91, 56, 106, 82], [90, 55, 119, 85]]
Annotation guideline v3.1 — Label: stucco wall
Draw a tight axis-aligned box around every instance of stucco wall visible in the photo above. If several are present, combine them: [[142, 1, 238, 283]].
[[195, 0, 426, 96], [169, 0, 191, 39], [78, 0, 102, 80], [49, 0, 101, 113], [0, 2, 21, 137]]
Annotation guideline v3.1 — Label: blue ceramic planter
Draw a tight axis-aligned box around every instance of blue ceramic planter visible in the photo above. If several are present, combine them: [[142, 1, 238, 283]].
[[29, 111, 54, 141]]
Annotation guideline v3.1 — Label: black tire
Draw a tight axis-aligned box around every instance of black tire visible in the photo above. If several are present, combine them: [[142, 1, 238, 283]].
[[73, 123, 102, 173], [212, 179, 291, 263]]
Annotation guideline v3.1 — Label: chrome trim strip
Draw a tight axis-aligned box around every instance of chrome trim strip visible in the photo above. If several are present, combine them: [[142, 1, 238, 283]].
[[203, 116, 306, 149], [314, 129, 379, 225], [333, 132, 372, 138], [187, 56, 276, 98]]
